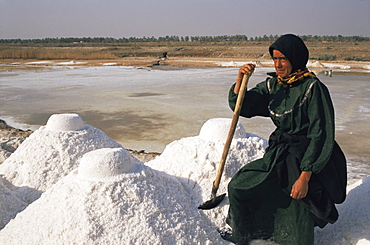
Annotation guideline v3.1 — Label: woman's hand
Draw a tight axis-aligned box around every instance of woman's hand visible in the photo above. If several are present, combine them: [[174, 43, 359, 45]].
[[290, 171, 312, 199], [234, 63, 256, 94]]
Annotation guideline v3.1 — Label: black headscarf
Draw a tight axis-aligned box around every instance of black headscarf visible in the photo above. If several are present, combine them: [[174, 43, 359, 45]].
[[269, 34, 309, 72]]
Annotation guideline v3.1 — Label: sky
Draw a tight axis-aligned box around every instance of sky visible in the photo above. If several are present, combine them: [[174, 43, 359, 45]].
[[1, 0, 369, 39]]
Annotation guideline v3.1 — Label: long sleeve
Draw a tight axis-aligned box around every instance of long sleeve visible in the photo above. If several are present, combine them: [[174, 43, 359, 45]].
[[228, 80, 270, 118], [300, 81, 335, 173]]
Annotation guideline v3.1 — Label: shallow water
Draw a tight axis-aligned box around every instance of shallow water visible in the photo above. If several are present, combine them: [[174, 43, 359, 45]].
[[1, 64, 369, 180]]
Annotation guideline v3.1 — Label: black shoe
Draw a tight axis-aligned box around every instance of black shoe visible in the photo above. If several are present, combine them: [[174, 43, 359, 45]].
[[217, 227, 237, 244], [217, 227, 249, 245]]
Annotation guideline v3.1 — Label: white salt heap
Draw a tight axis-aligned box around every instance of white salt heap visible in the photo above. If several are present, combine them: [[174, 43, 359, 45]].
[[198, 118, 247, 142], [146, 118, 370, 244], [78, 148, 140, 181], [0, 177, 27, 229], [45, 113, 85, 131], [0, 148, 221, 244], [0, 115, 369, 244], [314, 176, 370, 244], [146, 118, 268, 227], [0, 113, 121, 204]]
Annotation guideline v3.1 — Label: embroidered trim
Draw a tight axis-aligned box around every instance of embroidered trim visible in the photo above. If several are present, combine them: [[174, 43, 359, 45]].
[[267, 78, 272, 93], [268, 80, 317, 117]]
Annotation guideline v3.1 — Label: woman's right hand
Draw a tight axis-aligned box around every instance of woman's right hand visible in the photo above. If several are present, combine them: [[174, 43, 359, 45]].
[[234, 64, 256, 94]]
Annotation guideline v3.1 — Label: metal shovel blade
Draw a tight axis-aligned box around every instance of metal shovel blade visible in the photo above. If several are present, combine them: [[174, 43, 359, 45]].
[[198, 193, 226, 210]]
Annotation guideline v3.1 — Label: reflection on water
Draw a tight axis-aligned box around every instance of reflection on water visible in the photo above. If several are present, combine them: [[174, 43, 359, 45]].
[[1, 65, 370, 179]]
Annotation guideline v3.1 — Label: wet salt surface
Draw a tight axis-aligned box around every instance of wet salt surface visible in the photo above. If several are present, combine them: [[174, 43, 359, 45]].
[[0, 65, 369, 179]]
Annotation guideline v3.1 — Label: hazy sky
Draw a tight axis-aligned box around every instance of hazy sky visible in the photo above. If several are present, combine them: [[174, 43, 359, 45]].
[[1, 0, 369, 39]]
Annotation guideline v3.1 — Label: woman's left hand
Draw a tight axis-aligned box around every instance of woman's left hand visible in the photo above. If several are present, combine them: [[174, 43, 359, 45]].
[[290, 171, 312, 199]]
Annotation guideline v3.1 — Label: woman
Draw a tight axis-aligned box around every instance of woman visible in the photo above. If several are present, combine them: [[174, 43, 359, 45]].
[[221, 34, 347, 244]]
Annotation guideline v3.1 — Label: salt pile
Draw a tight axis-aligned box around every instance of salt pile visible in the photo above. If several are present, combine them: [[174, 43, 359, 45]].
[[45, 113, 85, 131], [146, 118, 370, 244], [0, 148, 221, 244], [146, 118, 268, 227], [0, 177, 27, 229], [0, 113, 121, 204], [0, 114, 369, 244], [314, 176, 370, 244]]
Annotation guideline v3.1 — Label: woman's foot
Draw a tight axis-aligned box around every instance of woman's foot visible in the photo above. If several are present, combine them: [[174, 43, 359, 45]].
[[217, 227, 236, 244], [218, 227, 249, 245]]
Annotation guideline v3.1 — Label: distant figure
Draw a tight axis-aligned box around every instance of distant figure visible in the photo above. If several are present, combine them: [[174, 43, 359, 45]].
[[160, 52, 168, 60], [325, 70, 333, 77]]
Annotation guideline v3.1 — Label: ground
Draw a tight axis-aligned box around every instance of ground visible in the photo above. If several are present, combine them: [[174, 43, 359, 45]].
[[1, 41, 369, 68]]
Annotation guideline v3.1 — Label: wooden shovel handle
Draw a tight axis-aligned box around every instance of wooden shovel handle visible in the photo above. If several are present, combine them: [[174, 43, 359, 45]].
[[211, 73, 250, 197]]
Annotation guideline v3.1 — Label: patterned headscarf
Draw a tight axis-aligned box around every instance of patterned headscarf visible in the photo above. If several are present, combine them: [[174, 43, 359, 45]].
[[275, 69, 317, 88]]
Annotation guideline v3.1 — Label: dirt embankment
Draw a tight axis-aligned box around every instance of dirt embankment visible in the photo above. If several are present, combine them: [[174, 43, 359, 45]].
[[1, 41, 369, 68]]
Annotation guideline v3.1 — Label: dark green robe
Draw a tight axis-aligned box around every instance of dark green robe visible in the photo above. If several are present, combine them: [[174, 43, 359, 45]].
[[226, 76, 347, 244]]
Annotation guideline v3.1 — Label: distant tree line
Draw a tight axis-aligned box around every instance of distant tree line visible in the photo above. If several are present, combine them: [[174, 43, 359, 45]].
[[1, 35, 369, 44]]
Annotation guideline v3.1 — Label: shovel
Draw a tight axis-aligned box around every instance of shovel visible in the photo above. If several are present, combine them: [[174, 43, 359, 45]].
[[198, 73, 251, 210]]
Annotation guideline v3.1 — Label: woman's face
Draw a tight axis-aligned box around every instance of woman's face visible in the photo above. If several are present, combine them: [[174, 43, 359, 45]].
[[272, 50, 293, 77]]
